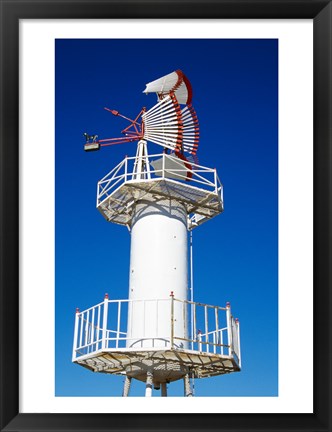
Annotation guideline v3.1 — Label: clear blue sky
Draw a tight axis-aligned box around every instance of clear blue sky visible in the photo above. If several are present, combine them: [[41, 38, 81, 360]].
[[55, 39, 278, 397]]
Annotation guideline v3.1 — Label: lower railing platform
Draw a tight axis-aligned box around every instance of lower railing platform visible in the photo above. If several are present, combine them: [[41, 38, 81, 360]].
[[72, 296, 241, 383]]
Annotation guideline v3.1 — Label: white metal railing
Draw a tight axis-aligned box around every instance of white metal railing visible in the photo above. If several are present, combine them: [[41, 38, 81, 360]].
[[72, 296, 241, 367], [96, 153, 223, 208]]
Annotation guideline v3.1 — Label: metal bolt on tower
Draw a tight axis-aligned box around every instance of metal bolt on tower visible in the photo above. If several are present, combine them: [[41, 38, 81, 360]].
[[73, 71, 241, 397]]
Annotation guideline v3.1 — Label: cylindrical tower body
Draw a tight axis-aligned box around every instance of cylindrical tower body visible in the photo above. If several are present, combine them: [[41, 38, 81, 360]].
[[126, 198, 188, 349]]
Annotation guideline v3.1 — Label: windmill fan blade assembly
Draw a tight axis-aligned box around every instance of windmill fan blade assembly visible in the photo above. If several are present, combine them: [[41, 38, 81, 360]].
[[86, 70, 200, 177], [142, 70, 199, 157], [142, 94, 199, 157]]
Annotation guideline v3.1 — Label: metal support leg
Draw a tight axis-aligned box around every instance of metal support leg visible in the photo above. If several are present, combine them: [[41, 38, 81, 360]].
[[122, 375, 132, 397], [145, 371, 153, 397], [161, 383, 167, 397], [184, 374, 193, 397]]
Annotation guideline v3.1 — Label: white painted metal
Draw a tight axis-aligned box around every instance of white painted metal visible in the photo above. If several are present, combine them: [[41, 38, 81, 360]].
[[229, 316, 241, 367], [102, 295, 109, 349], [72, 310, 80, 362], [226, 303, 232, 357], [79, 312, 83, 349], [197, 331, 202, 352], [91, 307, 95, 346], [204, 306, 208, 353], [133, 140, 151, 180], [214, 307, 219, 354], [84, 309, 89, 347], [143, 70, 192, 105], [126, 196, 188, 349], [116, 302, 121, 349], [143, 71, 179, 95], [236, 320, 242, 368]]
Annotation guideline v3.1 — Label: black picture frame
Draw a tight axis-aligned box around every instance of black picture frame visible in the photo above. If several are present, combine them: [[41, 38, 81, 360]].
[[1, 1, 331, 431]]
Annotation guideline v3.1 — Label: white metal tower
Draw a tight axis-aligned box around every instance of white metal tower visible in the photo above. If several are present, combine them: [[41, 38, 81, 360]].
[[73, 71, 241, 397]]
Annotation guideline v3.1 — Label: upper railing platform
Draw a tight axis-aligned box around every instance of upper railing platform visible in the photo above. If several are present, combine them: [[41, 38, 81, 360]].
[[72, 296, 241, 381], [96, 153, 223, 229]]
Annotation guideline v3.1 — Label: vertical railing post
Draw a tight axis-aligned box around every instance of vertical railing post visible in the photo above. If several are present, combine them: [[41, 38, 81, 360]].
[[204, 306, 209, 353], [91, 307, 95, 351], [96, 182, 99, 209], [197, 330, 202, 353], [102, 293, 109, 350], [72, 307, 80, 361], [236, 318, 241, 368], [214, 168, 217, 193], [116, 301, 121, 348], [143, 141, 151, 180], [162, 152, 165, 179], [124, 156, 128, 182], [85, 309, 90, 351], [220, 329, 224, 355], [182, 300, 186, 342], [170, 291, 174, 349], [226, 302, 233, 356], [214, 307, 219, 353], [97, 305, 101, 350]]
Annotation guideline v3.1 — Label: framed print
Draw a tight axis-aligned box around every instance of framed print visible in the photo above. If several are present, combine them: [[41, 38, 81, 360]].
[[0, 1, 331, 431]]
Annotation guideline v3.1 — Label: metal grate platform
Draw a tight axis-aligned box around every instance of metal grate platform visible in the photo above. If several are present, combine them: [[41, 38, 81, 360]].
[[75, 347, 240, 382]]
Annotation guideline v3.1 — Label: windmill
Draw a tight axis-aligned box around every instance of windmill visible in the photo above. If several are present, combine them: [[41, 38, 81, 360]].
[[73, 70, 241, 397]]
